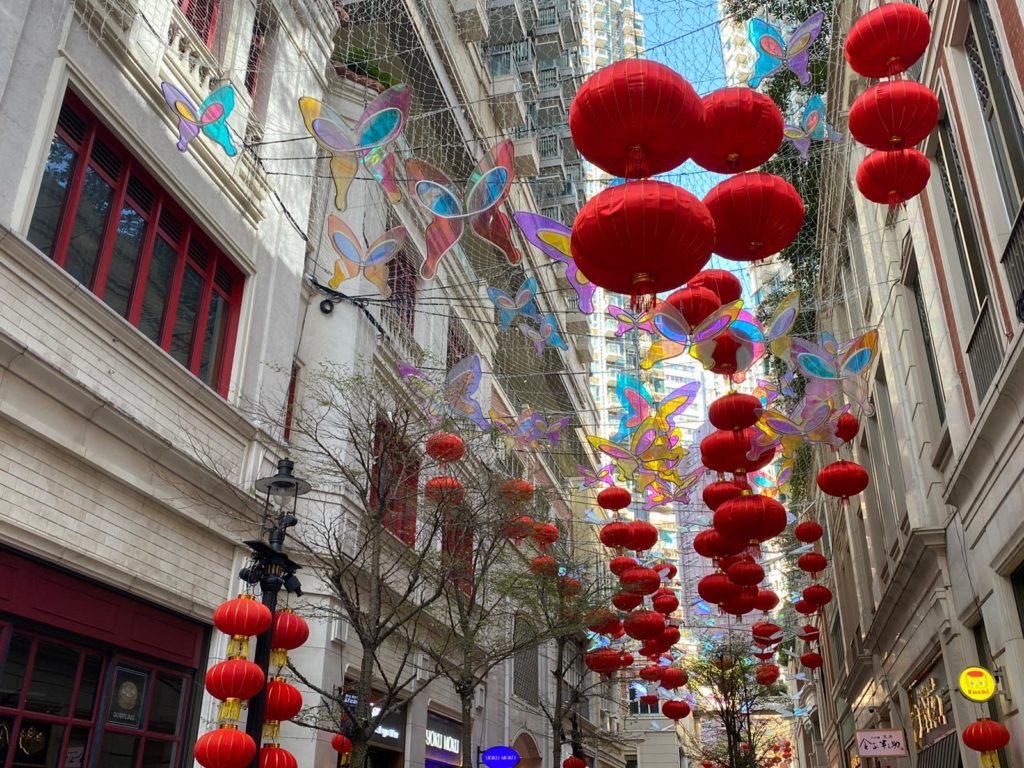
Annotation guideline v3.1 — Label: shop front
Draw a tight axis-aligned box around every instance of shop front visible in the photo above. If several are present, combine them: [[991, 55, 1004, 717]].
[[338, 692, 407, 768], [0, 549, 207, 768], [425, 711, 462, 768], [908, 657, 961, 768]]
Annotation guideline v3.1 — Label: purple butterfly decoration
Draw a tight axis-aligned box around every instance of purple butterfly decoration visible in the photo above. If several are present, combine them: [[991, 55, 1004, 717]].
[[748, 11, 825, 87], [579, 464, 616, 489], [607, 305, 656, 337], [513, 212, 596, 314], [397, 355, 489, 430]]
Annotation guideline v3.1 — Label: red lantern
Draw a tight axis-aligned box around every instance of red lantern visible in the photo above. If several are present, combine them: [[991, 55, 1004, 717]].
[[835, 412, 859, 443], [600, 521, 633, 549], [700, 429, 776, 474], [798, 624, 821, 642], [569, 59, 704, 178], [660, 625, 681, 647], [610, 555, 638, 576], [559, 576, 581, 597], [259, 745, 298, 768], [803, 584, 833, 606], [585, 648, 622, 674], [692, 87, 784, 173], [794, 598, 817, 616], [695, 529, 746, 560], [618, 652, 634, 669], [214, 595, 273, 639], [531, 522, 560, 548], [845, 3, 931, 78], [629, 520, 660, 552], [194, 726, 257, 768], [857, 149, 931, 209], [205, 660, 266, 721], [689, 269, 743, 304], [709, 393, 762, 431], [849, 82, 938, 150], [817, 460, 870, 499], [752, 620, 782, 642], [657, 561, 678, 581], [662, 700, 691, 720], [623, 609, 666, 640], [755, 664, 780, 685], [425, 476, 464, 505], [564, 756, 587, 768], [664, 286, 721, 326], [571, 181, 715, 311], [698, 573, 742, 604], [754, 650, 776, 661], [727, 558, 765, 586], [586, 608, 620, 634], [702, 481, 745, 511], [660, 667, 688, 689], [652, 589, 680, 615], [754, 588, 780, 613], [639, 693, 660, 706], [331, 734, 352, 754], [713, 494, 787, 544], [426, 432, 465, 463], [640, 664, 664, 682], [794, 520, 823, 543], [530, 555, 558, 577], [962, 718, 1011, 755], [620, 567, 661, 595], [504, 515, 535, 540], [597, 485, 631, 511], [721, 586, 757, 617], [612, 591, 644, 611], [801, 652, 823, 669], [502, 479, 534, 503], [271, 610, 309, 668], [798, 552, 828, 574], [703, 173, 804, 262], [264, 678, 303, 722]]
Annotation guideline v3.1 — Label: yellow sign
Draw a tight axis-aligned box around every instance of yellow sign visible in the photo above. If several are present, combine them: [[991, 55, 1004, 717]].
[[959, 667, 997, 702]]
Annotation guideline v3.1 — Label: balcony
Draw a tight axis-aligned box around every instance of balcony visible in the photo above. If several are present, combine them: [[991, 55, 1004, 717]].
[[965, 298, 1002, 401], [486, 0, 528, 43], [561, 8, 581, 45], [452, 0, 489, 41], [512, 134, 539, 176], [1000, 202, 1024, 322], [535, 6, 564, 57], [488, 54, 528, 129], [539, 134, 565, 175]]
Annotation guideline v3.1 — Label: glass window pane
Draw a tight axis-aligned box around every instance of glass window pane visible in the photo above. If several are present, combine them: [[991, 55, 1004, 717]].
[[138, 238, 178, 344], [198, 292, 227, 386], [99, 731, 142, 768], [147, 674, 184, 735], [13, 720, 65, 766], [104, 203, 147, 319], [75, 654, 103, 720], [169, 265, 204, 367], [64, 725, 92, 768], [0, 716, 11, 764], [141, 737, 176, 767], [25, 639, 80, 716], [28, 136, 77, 256], [64, 166, 114, 288], [0, 633, 31, 708]]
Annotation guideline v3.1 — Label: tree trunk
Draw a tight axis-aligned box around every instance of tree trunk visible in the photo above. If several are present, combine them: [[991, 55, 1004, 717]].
[[460, 686, 475, 768], [551, 639, 565, 768], [350, 734, 371, 768]]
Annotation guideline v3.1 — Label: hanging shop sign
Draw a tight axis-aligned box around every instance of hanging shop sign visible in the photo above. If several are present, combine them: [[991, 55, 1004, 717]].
[[341, 690, 406, 748], [107, 666, 149, 729], [481, 746, 521, 768], [908, 661, 953, 750], [855, 729, 909, 757], [958, 667, 997, 703], [426, 711, 463, 766]]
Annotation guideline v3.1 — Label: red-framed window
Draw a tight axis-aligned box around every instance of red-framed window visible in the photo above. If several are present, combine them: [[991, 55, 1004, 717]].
[[177, 0, 219, 47], [244, 11, 273, 97], [369, 418, 419, 546], [27, 91, 244, 397]]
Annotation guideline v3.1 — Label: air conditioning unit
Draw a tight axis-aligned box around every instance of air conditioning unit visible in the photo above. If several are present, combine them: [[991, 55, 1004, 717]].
[[474, 684, 486, 712]]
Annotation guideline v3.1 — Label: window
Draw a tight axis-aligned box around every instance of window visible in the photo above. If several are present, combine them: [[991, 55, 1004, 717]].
[[244, 10, 274, 97], [864, 365, 906, 547], [829, 614, 845, 678], [386, 251, 417, 335], [27, 93, 244, 396], [446, 316, 470, 370], [905, 249, 946, 424], [369, 418, 419, 546], [964, 1, 1024, 216], [512, 617, 539, 704], [628, 685, 657, 716], [177, 0, 219, 46]]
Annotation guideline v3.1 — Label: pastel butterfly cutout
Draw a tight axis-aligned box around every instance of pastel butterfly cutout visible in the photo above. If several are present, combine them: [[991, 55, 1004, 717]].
[[519, 314, 567, 357], [326, 215, 406, 298], [749, 461, 794, 498], [790, 329, 879, 413], [160, 82, 237, 156], [607, 305, 656, 337], [729, 291, 800, 359], [642, 300, 743, 369], [397, 355, 488, 430], [579, 464, 615, 489], [298, 85, 410, 211], [487, 277, 538, 331], [754, 371, 797, 406], [642, 471, 703, 511], [613, 374, 701, 444], [689, 308, 767, 374], [784, 94, 843, 160], [512, 212, 596, 314], [490, 406, 569, 451], [407, 141, 521, 280], [747, 11, 825, 87]]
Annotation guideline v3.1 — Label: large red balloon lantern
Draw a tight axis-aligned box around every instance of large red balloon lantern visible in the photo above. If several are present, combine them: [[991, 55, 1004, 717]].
[[703, 173, 804, 261], [708, 393, 762, 431], [598, 485, 632, 511], [962, 718, 1010, 764], [801, 652, 823, 669], [797, 552, 828, 575], [698, 573, 742, 604], [600, 520, 633, 549], [844, 3, 931, 78], [713, 494, 787, 544], [755, 664, 780, 686], [700, 429, 776, 474], [214, 595, 273, 658], [856, 149, 931, 208], [794, 520, 824, 543], [848, 82, 939, 151], [702, 480, 745, 511], [817, 460, 870, 499], [835, 412, 859, 443], [726, 557, 765, 586], [721, 586, 758, 617], [612, 591, 644, 611], [194, 726, 257, 768], [205, 660, 266, 722], [692, 88, 784, 173], [803, 584, 833, 606], [662, 700, 691, 720], [620, 566, 661, 595], [689, 269, 742, 303], [754, 588, 780, 613], [629, 520, 660, 552], [426, 432, 465, 463], [609, 555, 638, 576], [623, 609, 667, 640], [664, 286, 721, 326], [653, 588, 680, 615], [660, 667, 689, 689], [259, 746, 298, 768]]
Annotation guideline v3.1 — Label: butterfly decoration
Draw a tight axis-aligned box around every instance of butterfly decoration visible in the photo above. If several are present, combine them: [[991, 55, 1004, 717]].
[[607, 305, 657, 337], [513, 212, 596, 314], [407, 141, 521, 280], [160, 82, 237, 156], [612, 374, 701, 443], [298, 86, 410, 211], [730, 292, 800, 359], [586, 431, 687, 483], [749, 461, 793, 499], [397, 355, 489, 430], [688, 308, 767, 375], [519, 314, 568, 357], [754, 371, 798, 406], [491, 406, 569, 451], [641, 467, 704, 511], [579, 464, 616, 489], [325, 215, 406, 298], [790, 329, 879, 413], [747, 11, 825, 87], [487, 277, 539, 331], [784, 94, 843, 161], [751, 399, 843, 458], [642, 300, 743, 369]]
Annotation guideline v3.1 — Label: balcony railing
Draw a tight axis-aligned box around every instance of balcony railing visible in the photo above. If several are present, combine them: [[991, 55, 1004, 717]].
[[538, 5, 557, 25], [538, 68, 558, 90], [965, 298, 1002, 399], [489, 51, 514, 77], [1000, 202, 1024, 321], [539, 134, 560, 159]]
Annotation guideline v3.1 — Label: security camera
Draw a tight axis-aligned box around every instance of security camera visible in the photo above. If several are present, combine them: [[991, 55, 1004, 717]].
[[868, 707, 877, 714]]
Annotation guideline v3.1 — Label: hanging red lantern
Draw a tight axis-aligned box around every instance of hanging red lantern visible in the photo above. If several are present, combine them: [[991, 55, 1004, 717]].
[[962, 718, 1011, 758], [835, 412, 859, 443], [657, 561, 678, 581], [530, 555, 558, 577], [629, 520, 660, 552], [612, 591, 644, 611], [600, 521, 633, 549], [639, 693, 660, 706], [502, 479, 534, 503], [817, 460, 870, 499], [752, 621, 782, 642], [849, 82, 938, 150], [504, 515, 535, 541], [794, 598, 817, 616], [623, 609, 666, 640], [703, 173, 804, 262], [803, 584, 833, 606], [857, 149, 931, 209], [660, 667, 688, 689], [801, 652, 823, 670], [563, 756, 587, 768], [569, 59, 704, 178], [798, 552, 828, 575], [754, 650, 776, 661], [652, 588, 680, 615], [586, 608, 620, 634], [661, 625, 681, 646], [264, 678, 303, 722], [271, 610, 309, 669], [755, 664, 780, 686], [620, 566, 662, 595], [531, 522, 560, 548], [559, 576, 581, 597], [597, 485, 632, 511], [571, 181, 715, 311], [698, 573, 742, 604], [610, 555, 638, 576], [640, 664, 664, 682], [798, 625, 820, 642], [754, 588, 780, 613], [702, 480, 746, 511], [205, 659, 266, 722], [331, 734, 352, 754], [713, 494, 787, 544], [259, 746, 298, 768], [618, 651, 634, 669], [709, 393, 762, 431], [214, 595, 273, 659], [696, 530, 747, 559], [664, 286, 721, 326], [794, 520, 823, 543], [721, 586, 758, 617], [425, 476, 464, 505], [700, 429, 776, 474], [584, 648, 623, 674], [426, 432, 465, 463], [662, 700, 691, 720], [727, 557, 765, 586], [194, 726, 257, 768], [689, 269, 743, 304], [692, 87, 784, 173], [718, 554, 745, 572], [845, 3, 931, 78]]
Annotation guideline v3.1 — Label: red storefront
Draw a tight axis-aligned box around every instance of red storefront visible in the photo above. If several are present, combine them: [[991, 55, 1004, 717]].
[[0, 549, 207, 768]]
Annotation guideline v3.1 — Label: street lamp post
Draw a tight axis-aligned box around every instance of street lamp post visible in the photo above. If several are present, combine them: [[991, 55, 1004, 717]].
[[240, 458, 311, 768]]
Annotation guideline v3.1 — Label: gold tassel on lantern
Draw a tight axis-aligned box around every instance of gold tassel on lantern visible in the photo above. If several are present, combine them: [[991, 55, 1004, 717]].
[[227, 634, 250, 659], [217, 697, 243, 723], [271, 648, 288, 669], [263, 720, 281, 744]]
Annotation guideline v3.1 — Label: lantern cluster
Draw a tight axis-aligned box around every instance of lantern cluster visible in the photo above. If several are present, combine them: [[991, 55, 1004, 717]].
[[844, 3, 936, 209]]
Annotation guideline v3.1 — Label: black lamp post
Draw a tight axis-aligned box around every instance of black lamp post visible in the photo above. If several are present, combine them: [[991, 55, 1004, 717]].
[[240, 458, 311, 767]]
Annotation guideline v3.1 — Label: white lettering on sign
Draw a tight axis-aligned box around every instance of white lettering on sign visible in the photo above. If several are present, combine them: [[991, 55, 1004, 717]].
[[426, 729, 461, 754], [855, 729, 908, 757]]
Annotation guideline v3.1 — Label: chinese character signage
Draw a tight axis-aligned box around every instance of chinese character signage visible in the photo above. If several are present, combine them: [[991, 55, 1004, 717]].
[[855, 729, 909, 757], [908, 661, 953, 750], [959, 667, 997, 702]]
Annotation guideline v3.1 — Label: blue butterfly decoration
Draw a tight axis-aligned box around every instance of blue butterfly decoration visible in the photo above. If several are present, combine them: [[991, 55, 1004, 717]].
[[488, 277, 539, 330], [784, 95, 842, 160], [748, 12, 825, 87]]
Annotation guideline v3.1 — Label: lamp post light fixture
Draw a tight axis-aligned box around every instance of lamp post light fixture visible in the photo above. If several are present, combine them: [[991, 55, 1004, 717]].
[[240, 458, 311, 766]]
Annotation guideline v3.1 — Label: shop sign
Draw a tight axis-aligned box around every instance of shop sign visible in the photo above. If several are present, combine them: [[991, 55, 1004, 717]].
[[855, 729, 909, 757], [426, 711, 463, 766], [341, 692, 405, 747], [908, 662, 952, 750], [107, 666, 148, 729], [958, 667, 997, 702], [481, 746, 521, 768]]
